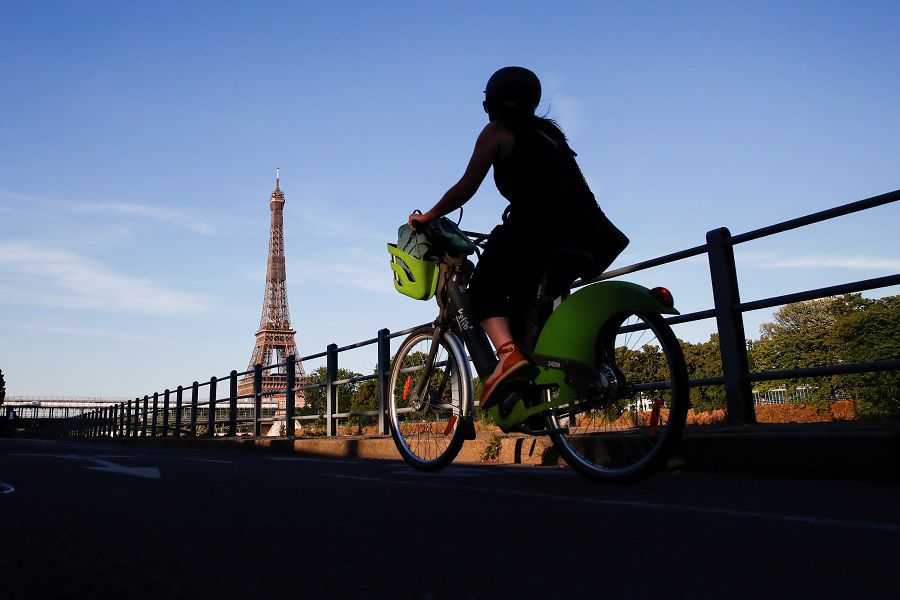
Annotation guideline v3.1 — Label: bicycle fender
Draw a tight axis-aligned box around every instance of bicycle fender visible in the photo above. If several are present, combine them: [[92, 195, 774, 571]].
[[488, 281, 679, 430], [535, 281, 679, 363], [535, 282, 678, 412]]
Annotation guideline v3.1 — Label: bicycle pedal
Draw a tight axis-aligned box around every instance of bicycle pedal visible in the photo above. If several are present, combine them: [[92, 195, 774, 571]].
[[458, 417, 476, 440], [498, 390, 523, 418]]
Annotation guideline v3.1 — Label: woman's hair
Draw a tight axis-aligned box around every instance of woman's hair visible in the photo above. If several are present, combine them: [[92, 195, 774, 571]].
[[492, 112, 568, 143]]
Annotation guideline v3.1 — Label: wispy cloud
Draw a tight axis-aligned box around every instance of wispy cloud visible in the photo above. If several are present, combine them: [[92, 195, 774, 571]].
[[540, 71, 588, 139], [0, 242, 212, 315], [0, 189, 214, 234], [288, 209, 382, 243], [4, 321, 171, 344], [68, 202, 214, 234], [737, 252, 900, 271], [290, 254, 391, 295]]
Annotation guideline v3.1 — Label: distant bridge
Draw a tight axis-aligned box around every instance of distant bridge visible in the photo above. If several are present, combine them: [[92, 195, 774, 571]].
[[4, 395, 278, 422]]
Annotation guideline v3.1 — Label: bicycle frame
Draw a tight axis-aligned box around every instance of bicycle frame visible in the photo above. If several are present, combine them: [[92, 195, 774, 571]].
[[419, 246, 680, 433]]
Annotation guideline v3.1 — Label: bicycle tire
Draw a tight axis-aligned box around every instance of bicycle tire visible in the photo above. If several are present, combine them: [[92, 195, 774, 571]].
[[548, 311, 689, 482], [388, 326, 472, 471]]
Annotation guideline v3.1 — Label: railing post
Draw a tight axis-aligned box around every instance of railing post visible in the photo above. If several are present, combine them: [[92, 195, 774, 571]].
[[228, 370, 238, 437], [174, 385, 183, 438], [190, 381, 199, 438], [707, 227, 756, 424], [207, 376, 217, 437], [118, 402, 125, 437], [285, 354, 297, 437], [326, 343, 338, 437], [151, 392, 159, 437], [140, 395, 148, 437], [377, 328, 391, 435], [162, 389, 170, 438], [133, 398, 140, 437], [125, 401, 131, 438], [253, 364, 263, 438]]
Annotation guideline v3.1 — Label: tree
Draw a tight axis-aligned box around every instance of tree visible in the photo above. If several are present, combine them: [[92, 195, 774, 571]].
[[680, 335, 726, 412], [351, 367, 380, 429], [298, 366, 363, 418], [749, 295, 868, 400], [834, 295, 900, 418], [745, 293, 900, 418]]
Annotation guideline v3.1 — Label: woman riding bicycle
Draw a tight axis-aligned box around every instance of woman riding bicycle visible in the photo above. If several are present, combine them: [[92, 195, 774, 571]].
[[409, 66, 627, 409]]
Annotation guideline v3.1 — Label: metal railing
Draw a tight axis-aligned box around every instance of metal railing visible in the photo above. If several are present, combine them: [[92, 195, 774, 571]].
[[31, 189, 900, 438]]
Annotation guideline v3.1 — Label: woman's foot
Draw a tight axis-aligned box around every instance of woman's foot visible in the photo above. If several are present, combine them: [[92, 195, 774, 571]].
[[480, 342, 532, 409]]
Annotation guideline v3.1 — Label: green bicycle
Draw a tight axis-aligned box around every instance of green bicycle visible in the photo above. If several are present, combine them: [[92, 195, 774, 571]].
[[386, 220, 689, 482]]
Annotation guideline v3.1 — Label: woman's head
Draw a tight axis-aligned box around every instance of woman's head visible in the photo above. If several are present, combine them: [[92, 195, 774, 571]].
[[483, 66, 541, 125]]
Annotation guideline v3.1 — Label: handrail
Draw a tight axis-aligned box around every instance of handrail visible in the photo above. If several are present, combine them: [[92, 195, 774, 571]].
[[28, 189, 899, 437]]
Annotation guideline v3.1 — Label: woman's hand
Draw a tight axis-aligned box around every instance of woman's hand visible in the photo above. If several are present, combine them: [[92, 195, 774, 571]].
[[408, 211, 431, 232]]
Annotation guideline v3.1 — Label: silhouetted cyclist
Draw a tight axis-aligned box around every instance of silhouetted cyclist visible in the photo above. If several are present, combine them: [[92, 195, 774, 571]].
[[409, 66, 627, 408]]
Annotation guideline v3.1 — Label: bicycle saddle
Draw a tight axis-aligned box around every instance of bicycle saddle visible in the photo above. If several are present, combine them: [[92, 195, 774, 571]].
[[540, 246, 596, 274]]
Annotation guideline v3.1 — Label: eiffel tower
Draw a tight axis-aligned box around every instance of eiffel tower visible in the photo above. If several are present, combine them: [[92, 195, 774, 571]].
[[238, 170, 307, 434]]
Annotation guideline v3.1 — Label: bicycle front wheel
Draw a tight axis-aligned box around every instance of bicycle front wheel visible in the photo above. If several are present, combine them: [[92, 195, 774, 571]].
[[548, 311, 689, 482], [388, 326, 472, 471]]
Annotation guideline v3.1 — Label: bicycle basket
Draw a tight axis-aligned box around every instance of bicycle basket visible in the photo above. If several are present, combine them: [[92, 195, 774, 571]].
[[387, 243, 439, 300]]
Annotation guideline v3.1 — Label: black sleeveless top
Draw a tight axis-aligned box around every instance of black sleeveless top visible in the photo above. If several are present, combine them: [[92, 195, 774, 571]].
[[492, 122, 597, 229]]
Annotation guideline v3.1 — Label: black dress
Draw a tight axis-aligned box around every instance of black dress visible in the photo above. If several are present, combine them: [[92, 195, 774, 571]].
[[469, 121, 627, 322]]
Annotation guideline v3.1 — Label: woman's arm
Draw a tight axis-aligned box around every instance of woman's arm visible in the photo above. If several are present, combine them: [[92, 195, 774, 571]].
[[409, 123, 507, 230]]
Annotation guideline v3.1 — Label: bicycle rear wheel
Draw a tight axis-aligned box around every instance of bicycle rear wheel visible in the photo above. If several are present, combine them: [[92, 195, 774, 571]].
[[388, 327, 472, 471], [548, 312, 688, 482]]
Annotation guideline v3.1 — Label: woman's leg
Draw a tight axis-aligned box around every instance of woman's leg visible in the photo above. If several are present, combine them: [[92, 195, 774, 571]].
[[480, 316, 514, 381], [480, 316, 513, 351]]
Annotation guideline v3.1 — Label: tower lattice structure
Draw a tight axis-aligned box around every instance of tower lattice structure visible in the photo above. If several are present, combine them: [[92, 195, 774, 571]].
[[238, 172, 307, 418]]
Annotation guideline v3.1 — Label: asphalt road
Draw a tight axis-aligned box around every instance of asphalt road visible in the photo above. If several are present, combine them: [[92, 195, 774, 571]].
[[2, 438, 898, 599]]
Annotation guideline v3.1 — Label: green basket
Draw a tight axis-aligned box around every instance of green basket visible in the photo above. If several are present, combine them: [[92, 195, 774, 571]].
[[387, 243, 439, 300]]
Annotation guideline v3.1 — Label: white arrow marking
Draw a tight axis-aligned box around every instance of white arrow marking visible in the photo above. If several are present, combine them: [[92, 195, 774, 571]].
[[8, 453, 161, 480]]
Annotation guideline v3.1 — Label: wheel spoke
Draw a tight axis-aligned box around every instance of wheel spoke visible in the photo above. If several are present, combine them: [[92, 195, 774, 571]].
[[549, 312, 687, 480], [388, 328, 468, 470]]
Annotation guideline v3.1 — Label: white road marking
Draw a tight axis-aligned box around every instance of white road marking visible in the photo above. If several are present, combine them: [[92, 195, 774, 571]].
[[165, 456, 232, 464], [0, 483, 14, 495], [392, 467, 485, 477], [84, 459, 161, 480], [267, 457, 369, 464], [10, 453, 135, 459], [327, 474, 900, 534]]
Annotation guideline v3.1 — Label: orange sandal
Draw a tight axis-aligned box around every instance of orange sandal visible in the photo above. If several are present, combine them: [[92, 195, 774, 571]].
[[480, 342, 532, 409]]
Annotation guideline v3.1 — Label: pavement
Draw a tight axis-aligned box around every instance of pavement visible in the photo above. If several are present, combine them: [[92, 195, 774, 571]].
[[54, 419, 900, 482], [2, 437, 899, 598]]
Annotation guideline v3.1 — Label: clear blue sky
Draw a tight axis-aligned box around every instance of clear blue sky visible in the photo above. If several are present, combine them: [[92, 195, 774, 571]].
[[1, 1, 898, 396]]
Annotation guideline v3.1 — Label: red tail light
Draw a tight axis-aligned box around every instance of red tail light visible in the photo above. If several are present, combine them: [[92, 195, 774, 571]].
[[650, 287, 674, 308]]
